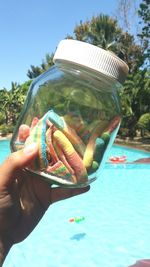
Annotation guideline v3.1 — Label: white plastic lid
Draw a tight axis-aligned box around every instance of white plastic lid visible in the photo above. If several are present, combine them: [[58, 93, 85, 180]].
[[53, 39, 129, 85]]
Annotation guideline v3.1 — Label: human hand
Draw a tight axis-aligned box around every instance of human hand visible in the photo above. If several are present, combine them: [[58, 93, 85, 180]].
[[0, 143, 90, 265]]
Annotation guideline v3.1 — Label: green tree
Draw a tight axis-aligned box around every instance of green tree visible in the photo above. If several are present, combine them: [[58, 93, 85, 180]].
[[27, 53, 54, 79], [137, 112, 150, 136], [73, 15, 121, 50], [138, 0, 150, 66], [0, 81, 31, 126], [9, 81, 32, 123], [68, 14, 143, 72], [27, 14, 143, 79], [27, 65, 43, 79], [120, 69, 150, 135], [0, 88, 11, 124]]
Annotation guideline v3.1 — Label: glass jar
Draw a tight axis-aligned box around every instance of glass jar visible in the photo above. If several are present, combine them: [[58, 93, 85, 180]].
[[10, 40, 129, 188]]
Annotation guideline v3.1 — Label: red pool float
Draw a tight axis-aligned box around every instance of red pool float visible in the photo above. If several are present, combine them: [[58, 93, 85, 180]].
[[109, 155, 126, 163]]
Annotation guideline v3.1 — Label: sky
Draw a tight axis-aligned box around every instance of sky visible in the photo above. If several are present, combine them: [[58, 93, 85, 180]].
[[0, 0, 140, 89]]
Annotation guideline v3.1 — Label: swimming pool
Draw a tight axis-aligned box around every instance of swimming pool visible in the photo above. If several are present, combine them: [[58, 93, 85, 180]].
[[1, 140, 150, 267], [0, 139, 149, 164]]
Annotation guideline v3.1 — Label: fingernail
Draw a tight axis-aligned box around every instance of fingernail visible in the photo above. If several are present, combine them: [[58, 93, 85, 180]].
[[23, 143, 38, 155]]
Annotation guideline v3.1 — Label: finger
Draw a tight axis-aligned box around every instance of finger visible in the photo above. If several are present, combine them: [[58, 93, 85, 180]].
[[50, 185, 90, 204], [0, 143, 38, 187]]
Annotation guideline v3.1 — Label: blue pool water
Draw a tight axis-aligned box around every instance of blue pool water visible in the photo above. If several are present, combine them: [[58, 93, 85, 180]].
[[0, 140, 11, 162], [1, 140, 150, 267], [0, 140, 149, 164]]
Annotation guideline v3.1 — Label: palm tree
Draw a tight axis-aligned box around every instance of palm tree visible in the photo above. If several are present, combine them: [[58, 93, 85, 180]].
[[72, 14, 143, 68], [27, 53, 54, 79], [73, 15, 122, 50]]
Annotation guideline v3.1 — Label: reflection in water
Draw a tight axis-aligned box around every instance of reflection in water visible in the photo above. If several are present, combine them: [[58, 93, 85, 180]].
[[70, 232, 86, 241]]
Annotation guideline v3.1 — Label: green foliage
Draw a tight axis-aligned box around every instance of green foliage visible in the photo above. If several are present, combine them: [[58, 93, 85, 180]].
[[0, 80, 31, 128], [27, 65, 43, 79], [0, 124, 14, 136], [0, 112, 5, 124], [73, 15, 121, 50], [118, 0, 150, 138], [137, 113, 150, 131], [138, 0, 150, 42], [138, 0, 150, 67], [27, 53, 54, 79], [118, 127, 129, 139], [121, 69, 150, 117], [120, 68, 150, 137], [68, 14, 143, 71], [117, 0, 150, 138]]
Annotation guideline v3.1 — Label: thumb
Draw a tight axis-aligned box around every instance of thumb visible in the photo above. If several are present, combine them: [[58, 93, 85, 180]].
[[0, 143, 38, 188]]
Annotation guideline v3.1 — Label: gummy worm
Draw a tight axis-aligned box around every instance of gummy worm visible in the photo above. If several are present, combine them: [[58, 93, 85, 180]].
[[63, 112, 90, 143], [83, 121, 108, 169], [53, 139, 75, 175], [47, 160, 73, 181], [93, 138, 105, 163], [46, 128, 59, 164], [25, 111, 52, 170], [47, 110, 86, 157], [53, 130, 88, 183]]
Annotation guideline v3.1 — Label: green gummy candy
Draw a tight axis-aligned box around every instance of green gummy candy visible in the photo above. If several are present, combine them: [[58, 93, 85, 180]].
[[93, 138, 105, 163], [101, 132, 110, 143], [92, 161, 99, 170], [88, 161, 99, 174]]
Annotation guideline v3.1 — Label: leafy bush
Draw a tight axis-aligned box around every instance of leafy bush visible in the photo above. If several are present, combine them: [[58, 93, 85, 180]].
[[0, 112, 5, 124], [118, 127, 129, 139], [0, 124, 14, 136], [137, 113, 150, 131]]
